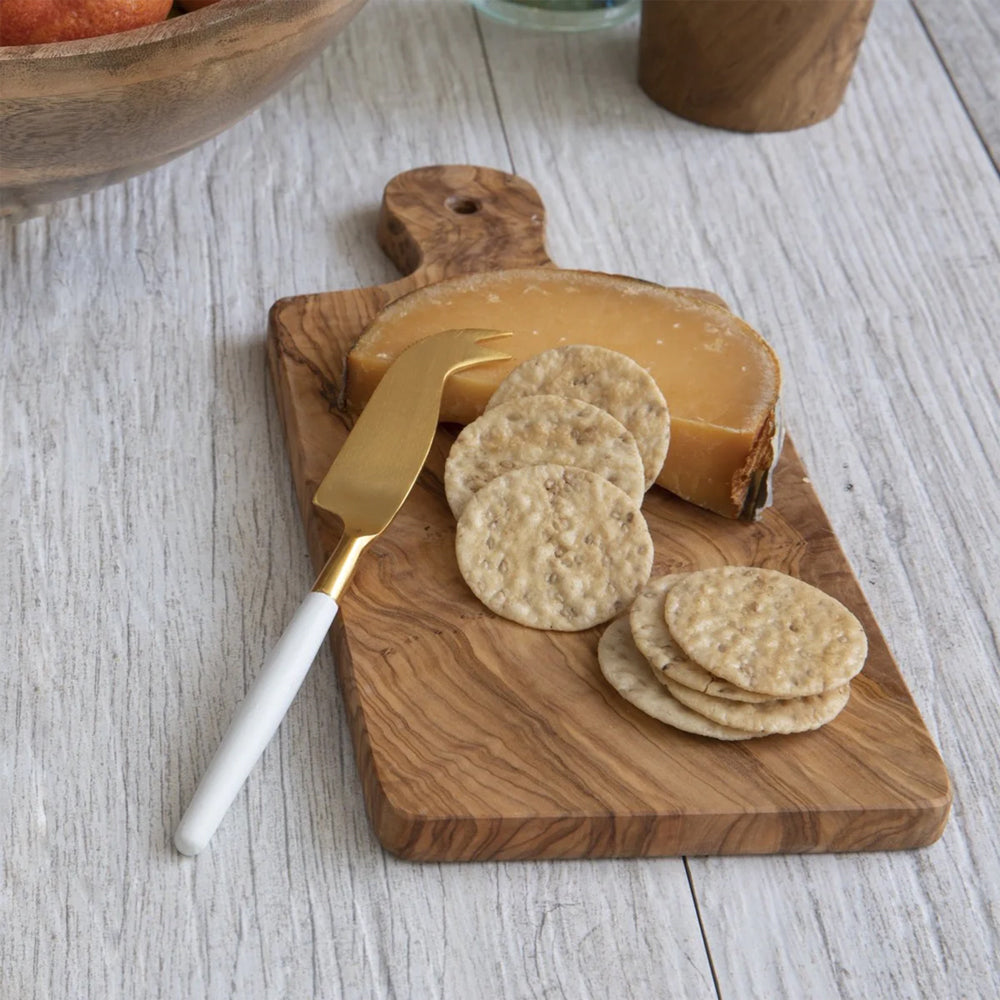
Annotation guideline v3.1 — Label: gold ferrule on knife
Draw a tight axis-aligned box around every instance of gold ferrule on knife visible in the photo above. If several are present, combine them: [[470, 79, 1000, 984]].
[[311, 531, 373, 599]]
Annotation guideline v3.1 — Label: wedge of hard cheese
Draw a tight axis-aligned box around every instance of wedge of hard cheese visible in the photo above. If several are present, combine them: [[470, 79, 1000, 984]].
[[344, 269, 782, 519]]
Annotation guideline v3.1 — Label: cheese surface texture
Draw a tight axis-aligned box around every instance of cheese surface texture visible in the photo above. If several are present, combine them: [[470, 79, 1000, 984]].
[[345, 269, 782, 519]]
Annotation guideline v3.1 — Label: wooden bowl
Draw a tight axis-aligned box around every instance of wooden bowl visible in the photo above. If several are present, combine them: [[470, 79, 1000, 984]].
[[0, 0, 368, 218]]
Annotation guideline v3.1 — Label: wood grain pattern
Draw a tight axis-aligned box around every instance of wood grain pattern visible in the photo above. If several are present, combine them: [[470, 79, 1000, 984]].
[[267, 164, 951, 861], [474, 0, 998, 990], [638, 0, 874, 132], [0, 0, 367, 217], [4, 0, 999, 995], [0, 7, 711, 998], [914, 0, 1000, 169]]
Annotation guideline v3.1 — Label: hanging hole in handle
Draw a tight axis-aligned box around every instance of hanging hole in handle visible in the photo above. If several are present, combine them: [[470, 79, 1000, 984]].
[[446, 196, 480, 215]]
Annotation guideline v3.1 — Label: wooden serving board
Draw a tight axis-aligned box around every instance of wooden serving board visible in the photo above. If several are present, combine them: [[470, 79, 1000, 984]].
[[266, 164, 951, 862]]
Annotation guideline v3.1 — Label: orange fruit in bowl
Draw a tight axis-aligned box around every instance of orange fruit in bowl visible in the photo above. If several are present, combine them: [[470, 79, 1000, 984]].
[[0, 0, 174, 45]]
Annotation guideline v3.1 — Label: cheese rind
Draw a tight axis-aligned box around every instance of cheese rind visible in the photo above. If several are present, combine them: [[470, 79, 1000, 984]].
[[345, 269, 782, 519]]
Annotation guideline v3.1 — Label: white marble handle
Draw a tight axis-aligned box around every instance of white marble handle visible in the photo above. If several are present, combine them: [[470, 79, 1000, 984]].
[[173, 590, 339, 856]]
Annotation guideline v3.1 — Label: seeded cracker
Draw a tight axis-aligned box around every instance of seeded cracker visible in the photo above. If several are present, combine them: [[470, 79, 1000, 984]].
[[444, 394, 645, 518], [598, 617, 756, 740], [663, 677, 851, 734], [485, 344, 670, 490], [664, 566, 868, 697], [629, 574, 776, 703], [455, 465, 653, 631]]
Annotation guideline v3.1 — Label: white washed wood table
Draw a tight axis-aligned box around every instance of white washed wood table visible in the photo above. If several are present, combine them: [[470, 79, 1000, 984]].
[[2, 1, 998, 996]]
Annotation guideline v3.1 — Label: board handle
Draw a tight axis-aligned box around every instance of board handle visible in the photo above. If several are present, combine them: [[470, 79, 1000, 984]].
[[376, 165, 554, 286]]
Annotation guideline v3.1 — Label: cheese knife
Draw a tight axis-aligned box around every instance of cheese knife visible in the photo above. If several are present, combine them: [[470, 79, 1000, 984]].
[[174, 328, 511, 855]]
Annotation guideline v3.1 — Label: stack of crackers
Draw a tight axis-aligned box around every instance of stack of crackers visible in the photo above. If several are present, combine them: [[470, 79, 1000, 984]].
[[599, 567, 867, 739], [446, 344, 669, 631], [444, 341, 867, 741]]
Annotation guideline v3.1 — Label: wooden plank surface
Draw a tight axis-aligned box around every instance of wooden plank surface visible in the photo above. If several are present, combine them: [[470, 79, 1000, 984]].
[[473, 0, 1000, 992], [914, 0, 1000, 169], [1, 5, 714, 999], [1, 0, 998, 996]]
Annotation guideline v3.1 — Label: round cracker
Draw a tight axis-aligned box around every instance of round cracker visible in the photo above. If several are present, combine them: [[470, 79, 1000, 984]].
[[455, 465, 653, 631], [629, 573, 776, 703], [663, 676, 851, 735], [485, 344, 670, 490], [597, 617, 757, 741], [444, 394, 645, 518], [664, 566, 868, 697]]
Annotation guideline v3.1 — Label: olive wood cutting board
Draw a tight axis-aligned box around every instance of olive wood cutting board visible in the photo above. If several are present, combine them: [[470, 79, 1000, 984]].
[[266, 164, 951, 861]]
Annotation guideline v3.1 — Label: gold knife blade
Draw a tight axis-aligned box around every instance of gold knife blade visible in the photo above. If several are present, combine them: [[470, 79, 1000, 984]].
[[311, 327, 512, 598]]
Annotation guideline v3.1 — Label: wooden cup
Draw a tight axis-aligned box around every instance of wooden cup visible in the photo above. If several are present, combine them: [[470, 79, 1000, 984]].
[[638, 0, 875, 132]]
